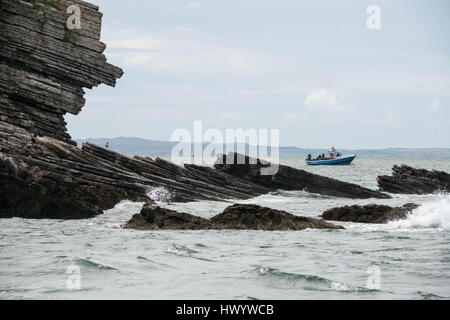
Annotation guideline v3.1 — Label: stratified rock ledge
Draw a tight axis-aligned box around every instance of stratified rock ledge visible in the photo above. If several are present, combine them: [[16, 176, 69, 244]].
[[124, 203, 344, 231], [215, 153, 390, 199], [377, 165, 450, 194], [322, 203, 419, 224], [0, 0, 392, 220]]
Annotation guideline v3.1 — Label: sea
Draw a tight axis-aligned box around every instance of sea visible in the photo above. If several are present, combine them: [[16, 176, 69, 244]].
[[1, 158, 449, 300]]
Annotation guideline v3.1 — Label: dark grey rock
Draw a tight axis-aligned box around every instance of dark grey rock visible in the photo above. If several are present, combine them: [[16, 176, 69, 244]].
[[322, 203, 419, 224], [124, 203, 344, 231], [377, 165, 450, 194]]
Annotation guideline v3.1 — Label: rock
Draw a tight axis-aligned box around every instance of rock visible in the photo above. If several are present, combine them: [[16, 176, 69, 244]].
[[377, 165, 450, 194], [124, 203, 344, 231], [124, 203, 207, 231], [214, 153, 391, 199], [0, 0, 392, 220], [322, 203, 419, 224], [0, 0, 123, 144], [0, 0, 266, 219], [0, 123, 272, 219]]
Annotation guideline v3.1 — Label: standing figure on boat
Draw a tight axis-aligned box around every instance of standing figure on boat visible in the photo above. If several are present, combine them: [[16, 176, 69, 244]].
[[305, 147, 356, 166]]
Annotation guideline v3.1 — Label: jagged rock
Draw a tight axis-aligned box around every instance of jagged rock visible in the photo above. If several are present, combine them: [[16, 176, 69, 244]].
[[0, 0, 393, 220], [124, 203, 344, 231], [377, 165, 450, 194], [0, 122, 273, 219], [322, 203, 419, 224], [0, 0, 123, 144], [214, 153, 390, 199]]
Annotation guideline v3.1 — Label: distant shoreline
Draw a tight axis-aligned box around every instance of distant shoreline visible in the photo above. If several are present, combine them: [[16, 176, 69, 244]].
[[75, 137, 450, 159]]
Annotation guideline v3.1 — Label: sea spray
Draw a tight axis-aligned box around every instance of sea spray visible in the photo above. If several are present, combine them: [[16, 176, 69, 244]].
[[146, 186, 173, 204], [386, 193, 450, 231]]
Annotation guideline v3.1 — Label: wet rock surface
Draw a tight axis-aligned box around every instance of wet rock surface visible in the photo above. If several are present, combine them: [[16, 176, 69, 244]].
[[124, 203, 344, 231], [322, 203, 419, 224], [377, 165, 450, 194]]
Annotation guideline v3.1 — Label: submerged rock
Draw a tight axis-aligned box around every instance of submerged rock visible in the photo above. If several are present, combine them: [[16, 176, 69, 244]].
[[322, 203, 419, 224], [377, 165, 450, 194], [124, 203, 344, 231]]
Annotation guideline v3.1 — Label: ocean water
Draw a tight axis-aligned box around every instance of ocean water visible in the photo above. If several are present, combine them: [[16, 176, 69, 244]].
[[1, 158, 449, 300]]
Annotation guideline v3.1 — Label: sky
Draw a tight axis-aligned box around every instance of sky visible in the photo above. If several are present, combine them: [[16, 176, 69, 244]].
[[66, 0, 450, 149]]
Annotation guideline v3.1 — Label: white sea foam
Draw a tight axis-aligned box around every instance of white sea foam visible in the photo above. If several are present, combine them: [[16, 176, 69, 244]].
[[386, 194, 450, 231], [146, 186, 173, 204], [343, 193, 450, 232]]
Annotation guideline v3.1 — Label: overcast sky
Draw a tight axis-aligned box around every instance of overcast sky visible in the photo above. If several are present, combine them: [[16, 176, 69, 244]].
[[66, 0, 450, 148]]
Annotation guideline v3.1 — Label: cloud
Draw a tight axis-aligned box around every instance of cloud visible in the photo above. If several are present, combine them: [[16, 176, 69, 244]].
[[175, 26, 197, 32], [425, 99, 440, 112], [104, 34, 168, 50], [219, 111, 245, 120], [145, 2, 156, 9], [185, 2, 202, 8], [305, 89, 339, 110]]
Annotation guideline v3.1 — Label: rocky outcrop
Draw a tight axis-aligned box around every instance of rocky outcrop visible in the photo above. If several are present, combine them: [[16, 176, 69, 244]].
[[0, 0, 392, 220], [0, 122, 273, 219], [377, 165, 450, 194], [214, 153, 390, 199], [124, 203, 344, 231], [0, 0, 123, 144], [322, 203, 419, 224]]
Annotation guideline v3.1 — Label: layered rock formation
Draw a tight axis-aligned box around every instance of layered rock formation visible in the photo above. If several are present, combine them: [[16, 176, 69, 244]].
[[0, 0, 391, 220], [0, 0, 123, 144], [0, 122, 274, 218], [214, 153, 390, 199], [322, 203, 419, 224], [377, 165, 450, 194], [124, 203, 344, 231]]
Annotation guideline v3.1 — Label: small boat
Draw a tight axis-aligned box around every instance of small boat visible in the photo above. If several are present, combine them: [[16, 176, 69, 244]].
[[305, 147, 356, 166]]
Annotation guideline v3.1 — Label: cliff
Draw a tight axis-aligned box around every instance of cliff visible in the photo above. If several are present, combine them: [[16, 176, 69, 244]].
[[0, 0, 390, 220], [0, 0, 122, 144]]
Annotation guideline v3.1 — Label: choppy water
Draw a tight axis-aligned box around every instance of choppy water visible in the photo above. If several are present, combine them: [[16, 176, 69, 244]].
[[1, 158, 449, 300]]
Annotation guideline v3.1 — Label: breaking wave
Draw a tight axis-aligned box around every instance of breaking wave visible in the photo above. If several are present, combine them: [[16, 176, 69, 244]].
[[386, 194, 450, 231]]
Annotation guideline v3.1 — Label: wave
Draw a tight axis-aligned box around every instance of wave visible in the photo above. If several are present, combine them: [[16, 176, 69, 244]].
[[166, 244, 215, 262], [74, 258, 117, 270], [386, 194, 450, 231], [254, 267, 374, 293], [417, 291, 445, 300]]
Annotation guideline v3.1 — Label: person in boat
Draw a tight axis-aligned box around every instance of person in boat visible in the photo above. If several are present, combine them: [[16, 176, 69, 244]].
[[307, 154, 312, 161]]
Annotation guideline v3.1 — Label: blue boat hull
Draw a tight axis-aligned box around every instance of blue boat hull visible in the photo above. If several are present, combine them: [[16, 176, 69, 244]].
[[306, 154, 356, 166]]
